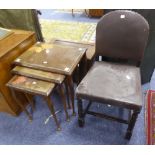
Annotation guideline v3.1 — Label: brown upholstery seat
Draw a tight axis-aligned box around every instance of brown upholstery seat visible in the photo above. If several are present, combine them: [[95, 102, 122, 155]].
[[76, 10, 149, 140], [76, 61, 142, 110]]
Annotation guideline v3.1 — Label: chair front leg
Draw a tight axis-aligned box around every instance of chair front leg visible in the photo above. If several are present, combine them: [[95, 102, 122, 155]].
[[77, 98, 85, 127], [125, 109, 140, 140]]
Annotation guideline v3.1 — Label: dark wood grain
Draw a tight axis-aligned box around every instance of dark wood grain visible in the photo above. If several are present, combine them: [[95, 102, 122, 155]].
[[0, 29, 36, 116]]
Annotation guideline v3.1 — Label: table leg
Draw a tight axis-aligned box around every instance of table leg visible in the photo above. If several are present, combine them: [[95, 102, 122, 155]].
[[10, 89, 32, 122], [67, 76, 76, 116], [24, 93, 35, 112], [44, 96, 61, 131], [64, 80, 71, 109], [79, 52, 87, 82], [72, 9, 74, 17], [58, 84, 70, 122], [125, 109, 140, 140]]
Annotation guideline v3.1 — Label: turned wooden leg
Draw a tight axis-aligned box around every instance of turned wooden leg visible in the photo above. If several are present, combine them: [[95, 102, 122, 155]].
[[72, 9, 74, 17], [44, 96, 61, 131], [64, 80, 71, 109], [125, 109, 140, 140], [128, 109, 132, 122], [78, 98, 85, 127], [67, 76, 76, 116], [57, 84, 70, 122], [76, 64, 80, 85], [10, 89, 32, 122], [24, 93, 35, 113], [79, 52, 87, 82]]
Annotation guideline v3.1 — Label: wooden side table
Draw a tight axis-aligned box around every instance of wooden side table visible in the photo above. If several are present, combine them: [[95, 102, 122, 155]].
[[7, 75, 70, 131], [88, 9, 104, 17], [13, 42, 87, 116], [50, 38, 96, 82], [0, 29, 36, 116], [12, 65, 71, 112]]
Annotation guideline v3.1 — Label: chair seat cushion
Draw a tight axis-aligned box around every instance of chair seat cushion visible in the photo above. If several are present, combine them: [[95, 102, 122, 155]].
[[76, 61, 142, 110]]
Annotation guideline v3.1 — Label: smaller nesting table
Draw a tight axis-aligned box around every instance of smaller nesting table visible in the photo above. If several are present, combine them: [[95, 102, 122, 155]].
[[7, 75, 68, 131]]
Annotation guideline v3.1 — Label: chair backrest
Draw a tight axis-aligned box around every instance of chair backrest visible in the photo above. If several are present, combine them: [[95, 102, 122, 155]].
[[96, 10, 149, 64]]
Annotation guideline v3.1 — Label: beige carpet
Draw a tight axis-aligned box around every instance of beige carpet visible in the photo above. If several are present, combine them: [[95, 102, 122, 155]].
[[40, 19, 96, 43]]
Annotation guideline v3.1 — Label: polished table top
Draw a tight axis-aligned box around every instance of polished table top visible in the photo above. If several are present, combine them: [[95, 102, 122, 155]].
[[12, 66, 65, 84], [14, 42, 86, 76], [7, 75, 55, 96]]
